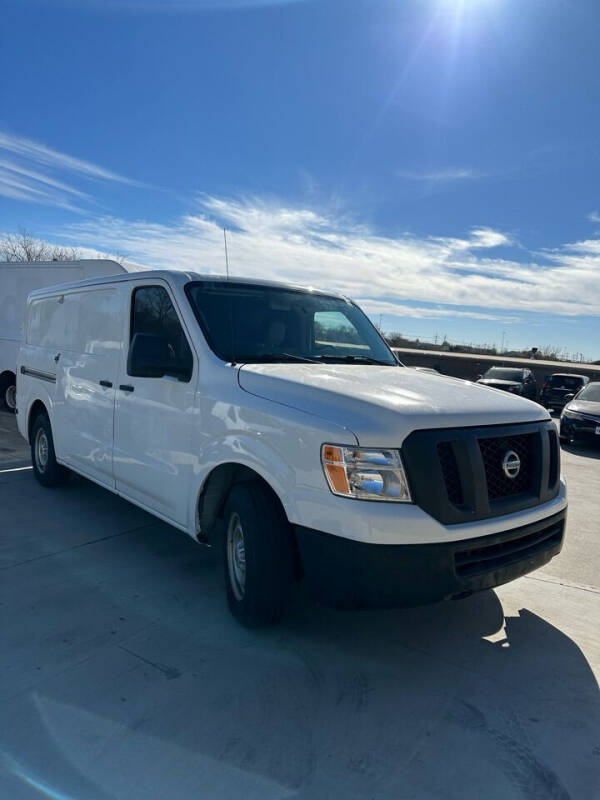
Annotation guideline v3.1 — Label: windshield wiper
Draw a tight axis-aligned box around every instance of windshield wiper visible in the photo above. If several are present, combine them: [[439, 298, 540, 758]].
[[238, 352, 319, 364], [236, 352, 394, 366], [315, 354, 395, 366]]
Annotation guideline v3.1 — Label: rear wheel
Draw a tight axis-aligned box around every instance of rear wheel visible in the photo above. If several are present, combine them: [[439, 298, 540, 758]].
[[1, 375, 16, 412], [31, 413, 70, 487], [222, 481, 295, 627]]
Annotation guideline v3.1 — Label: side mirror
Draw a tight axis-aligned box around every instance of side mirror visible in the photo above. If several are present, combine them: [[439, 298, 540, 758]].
[[564, 393, 575, 402], [128, 333, 178, 379], [477, 374, 483, 380]]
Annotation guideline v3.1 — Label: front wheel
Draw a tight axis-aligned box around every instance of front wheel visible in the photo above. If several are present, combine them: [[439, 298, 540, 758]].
[[222, 481, 295, 627], [31, 412, 70, 487]]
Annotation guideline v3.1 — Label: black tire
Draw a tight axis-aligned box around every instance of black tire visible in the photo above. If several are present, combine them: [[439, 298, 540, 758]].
[[1, 375, 16, 413], [222, 481, 295, 627], [31, 412, 70, 487]]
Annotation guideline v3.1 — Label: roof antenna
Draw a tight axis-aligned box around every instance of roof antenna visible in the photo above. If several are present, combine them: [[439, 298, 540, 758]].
[[223, 227, 236, 365], [223, 228, 230, 280]]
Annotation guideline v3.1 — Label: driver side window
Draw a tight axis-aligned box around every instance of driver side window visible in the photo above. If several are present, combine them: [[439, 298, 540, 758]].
[[128, 285, 193, 381]]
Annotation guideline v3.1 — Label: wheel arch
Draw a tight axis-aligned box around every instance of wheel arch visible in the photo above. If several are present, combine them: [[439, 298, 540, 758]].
[[27, 399, 50, 444], [194, 461, 290, 544]]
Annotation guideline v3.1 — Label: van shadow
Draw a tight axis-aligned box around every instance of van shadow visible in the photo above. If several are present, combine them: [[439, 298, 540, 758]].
[[265, 587, 600, 798], [4, 486, 600, 800]]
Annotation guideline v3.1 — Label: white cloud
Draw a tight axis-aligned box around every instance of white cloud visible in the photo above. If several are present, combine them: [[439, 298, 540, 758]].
[[396, 167, 484, 182], [355, 299, 518, 323], [53, 195, 600, 320], [0, 130, 140, 212], [435, 227, 512, 252], [587, 210, 600, 224]]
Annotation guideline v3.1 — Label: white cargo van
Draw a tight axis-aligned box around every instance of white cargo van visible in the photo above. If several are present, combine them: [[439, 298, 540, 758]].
[[0, 260, 125, 411], [17, 271, 567, 625]]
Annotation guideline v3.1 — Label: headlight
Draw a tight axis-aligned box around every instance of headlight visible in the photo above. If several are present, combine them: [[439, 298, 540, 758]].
[[561, 409, 585, 421], [321, 445, 412, 502]]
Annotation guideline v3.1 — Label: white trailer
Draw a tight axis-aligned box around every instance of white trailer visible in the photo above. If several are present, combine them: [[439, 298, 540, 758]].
[[0, 260, 125, 410]]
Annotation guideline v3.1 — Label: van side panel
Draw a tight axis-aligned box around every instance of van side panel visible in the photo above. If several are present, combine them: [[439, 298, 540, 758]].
[[55, 286, 125, 488], [17, 294, 66, 439]]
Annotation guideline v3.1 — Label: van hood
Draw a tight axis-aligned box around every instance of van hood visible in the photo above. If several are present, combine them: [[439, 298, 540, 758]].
[[238, 364, 548, 445]]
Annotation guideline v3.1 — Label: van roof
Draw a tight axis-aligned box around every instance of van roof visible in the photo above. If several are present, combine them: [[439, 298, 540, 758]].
[[0, 259, 123, 270], [27, 269, 346, 300]]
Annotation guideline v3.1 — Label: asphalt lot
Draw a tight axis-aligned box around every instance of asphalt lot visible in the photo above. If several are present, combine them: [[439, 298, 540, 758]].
[[1, 409, 599, 799]]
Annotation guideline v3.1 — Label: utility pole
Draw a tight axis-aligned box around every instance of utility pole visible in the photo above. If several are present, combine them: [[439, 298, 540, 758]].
[[501, 330, 506, 352]]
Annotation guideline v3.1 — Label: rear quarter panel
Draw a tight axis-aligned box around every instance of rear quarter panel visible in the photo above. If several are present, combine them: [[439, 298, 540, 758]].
[[16, 342, 57, 443]]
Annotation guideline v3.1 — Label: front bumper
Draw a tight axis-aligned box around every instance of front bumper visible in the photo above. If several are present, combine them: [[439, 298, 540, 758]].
[[560, 415, 600, 443], [294, 508, 566, 609]]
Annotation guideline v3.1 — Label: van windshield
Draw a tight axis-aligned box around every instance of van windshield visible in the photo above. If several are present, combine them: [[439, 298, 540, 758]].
[[185, 281, 398, 366]]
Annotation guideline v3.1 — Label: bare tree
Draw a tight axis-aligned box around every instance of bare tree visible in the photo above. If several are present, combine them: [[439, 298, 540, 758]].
[[0, 229, 81, 262]]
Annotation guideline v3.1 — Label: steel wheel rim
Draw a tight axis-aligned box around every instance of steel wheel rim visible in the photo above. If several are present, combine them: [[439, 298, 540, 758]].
[[35, 428, 49, 472], [5, 385, 16, 411], [226, 512, 246, 601]]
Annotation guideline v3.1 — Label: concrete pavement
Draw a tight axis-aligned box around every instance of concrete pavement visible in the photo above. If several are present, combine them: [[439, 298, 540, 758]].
[[1, 410, 599, 799]]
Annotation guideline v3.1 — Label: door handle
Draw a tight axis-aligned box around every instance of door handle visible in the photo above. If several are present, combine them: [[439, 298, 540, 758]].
[[119, 384, 134, 392], [54, 352, 61, 363], [99, 380, 113, 388]]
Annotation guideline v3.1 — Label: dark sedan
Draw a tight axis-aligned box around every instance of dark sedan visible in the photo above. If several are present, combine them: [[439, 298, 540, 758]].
[[541, 373, 589, 411], [477, 367, 537, 400], [560, 382, 600, 445]]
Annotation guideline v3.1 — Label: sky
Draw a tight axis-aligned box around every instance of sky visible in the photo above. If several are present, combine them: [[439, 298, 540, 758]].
[[1, 0, 599, 360]]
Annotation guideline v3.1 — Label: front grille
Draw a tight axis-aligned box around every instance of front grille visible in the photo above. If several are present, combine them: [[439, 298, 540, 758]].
[[402, 420, 560, 525], [437, 442, 463, 505], [478, 433, 535, 499], [454, 516, 564, 577]]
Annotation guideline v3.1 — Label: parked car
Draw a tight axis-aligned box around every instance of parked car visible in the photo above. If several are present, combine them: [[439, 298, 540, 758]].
[[0, 260, 125, 411], [477, 366, 537, 400], [17, 271, 567, 626], [540, 373, 590, 411], [559, 382, 600, 444]]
